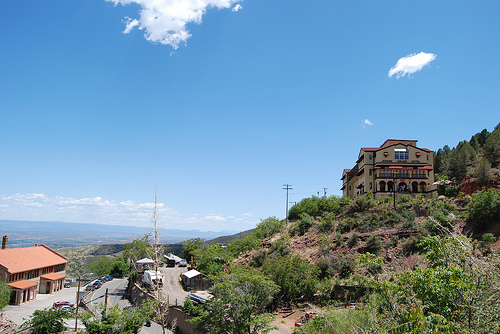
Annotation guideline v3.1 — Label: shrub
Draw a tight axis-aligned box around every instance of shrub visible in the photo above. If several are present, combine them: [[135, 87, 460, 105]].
[[347, 233, 359, 248], [297, 213, 315, 235], [365, 235, 383, 255], [319, 213, 336, 232], [467, 187, 500, 230], [386, 235, 399, 249], [354, 213, 381, 233], [402, 236, 420, 256], [337, 218, 354, 234], [347, 195, 376, 213], [335, 232, 345, 247]]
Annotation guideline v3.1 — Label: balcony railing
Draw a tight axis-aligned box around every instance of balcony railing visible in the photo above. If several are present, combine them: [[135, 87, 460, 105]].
[[375, 172, 428, 179]]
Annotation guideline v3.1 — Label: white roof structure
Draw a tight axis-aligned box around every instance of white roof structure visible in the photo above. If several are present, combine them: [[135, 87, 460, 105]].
[[136, 258, 155, 264], [164, 253, 182, 262], [182, 269, 205, 279]]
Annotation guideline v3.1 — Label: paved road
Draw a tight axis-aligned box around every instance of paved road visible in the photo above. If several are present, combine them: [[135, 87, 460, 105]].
[[158, 265, 191, 307]]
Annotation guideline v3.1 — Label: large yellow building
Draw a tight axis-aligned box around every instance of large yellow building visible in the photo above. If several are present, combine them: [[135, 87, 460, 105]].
[[341, 139, 436, 199]]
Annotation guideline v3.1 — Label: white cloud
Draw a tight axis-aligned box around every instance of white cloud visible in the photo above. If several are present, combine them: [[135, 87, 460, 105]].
[[232, 4, 242, 11], [0, 193, 258, 232], [0, 193, 177, 227], [108, 0, 243, 49], [388, 52, 437, 78], [361, 119, 374, 127]]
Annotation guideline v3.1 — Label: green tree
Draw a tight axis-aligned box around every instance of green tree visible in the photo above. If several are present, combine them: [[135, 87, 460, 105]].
[[83, 301, 155, 334], [474, 158, 492, 184], [123, 235, 153, 271], [190, 267, 279, 334], [483, 123, 500, 166], [0, 281, 10, 309], [22, 307, 70, 334], [253, 216, 285, 240], [181, 237, 204, 263], [195, 244, 232, 276], [467, 186, 500, 230], [262, 254, 319, 302]]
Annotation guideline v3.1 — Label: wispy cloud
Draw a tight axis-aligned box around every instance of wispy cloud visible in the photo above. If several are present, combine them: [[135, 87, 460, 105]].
[[0, 193, 257, 231], [107, 0, 243, 49], [388, 52, 437, 78], [361, 119, 374, 127], [0, 193, 176, 227]]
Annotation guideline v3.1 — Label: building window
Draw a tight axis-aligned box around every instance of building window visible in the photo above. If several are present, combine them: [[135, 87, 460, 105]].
[[394, 149, 409, 160], [369, 169, 372, 176], [369, 154, 372, 160]]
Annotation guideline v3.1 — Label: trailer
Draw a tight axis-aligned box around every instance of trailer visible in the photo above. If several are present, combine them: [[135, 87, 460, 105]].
[[142, 270, 163, 289]]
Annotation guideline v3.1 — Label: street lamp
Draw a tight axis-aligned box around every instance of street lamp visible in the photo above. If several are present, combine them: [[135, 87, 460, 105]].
[[75, 272, 93, 332]]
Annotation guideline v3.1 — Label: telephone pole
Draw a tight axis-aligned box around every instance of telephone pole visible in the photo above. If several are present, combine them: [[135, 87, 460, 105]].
[[283, 184, 292, 225], [324, 188, 328, 197]]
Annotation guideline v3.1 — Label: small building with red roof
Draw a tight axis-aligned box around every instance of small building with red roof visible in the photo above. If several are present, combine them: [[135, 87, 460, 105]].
[[0, 236, 67, 305]]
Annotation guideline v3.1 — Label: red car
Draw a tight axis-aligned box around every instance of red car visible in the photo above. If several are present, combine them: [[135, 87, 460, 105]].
[[54, 301, 74, 308]]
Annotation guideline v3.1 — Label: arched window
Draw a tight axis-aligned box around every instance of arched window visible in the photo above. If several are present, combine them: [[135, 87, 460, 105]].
[[380, 181, 386, 192], [387, 181, 394, 192], [420, 182, 426, 192], [412, 181, 418, 192]]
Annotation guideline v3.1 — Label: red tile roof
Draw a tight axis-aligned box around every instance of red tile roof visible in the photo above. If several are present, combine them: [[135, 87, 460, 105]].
[[0, 245, 67, 274], [8, 280, 38, 290], [41, 273, 65, 280]]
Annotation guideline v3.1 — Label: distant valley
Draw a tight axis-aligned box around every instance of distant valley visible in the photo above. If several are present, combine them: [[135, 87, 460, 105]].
[[0, 220, 238, 249]]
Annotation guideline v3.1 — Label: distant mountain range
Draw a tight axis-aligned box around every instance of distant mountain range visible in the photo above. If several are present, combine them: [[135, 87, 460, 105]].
[[0, 220, 238, 249]]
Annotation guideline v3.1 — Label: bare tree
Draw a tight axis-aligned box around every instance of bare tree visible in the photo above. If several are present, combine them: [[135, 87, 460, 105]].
[[151, 186, 166, 334]]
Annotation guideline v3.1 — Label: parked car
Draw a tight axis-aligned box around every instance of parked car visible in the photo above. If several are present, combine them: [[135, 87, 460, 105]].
[[60, 305, 75, 314], [54, 301, 74, 308], [104, 275, 113, 281], [85, 285, 95, 291], [111, 273, 124, 278], [179, 259, 187, 267], [92, 281, 102, 289]]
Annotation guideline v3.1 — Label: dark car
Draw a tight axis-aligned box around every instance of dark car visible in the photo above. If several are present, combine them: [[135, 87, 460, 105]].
[[111, 273, 124, 278], [92, 281, 102, 289], [85, 285, 95, 291], [54, 301, 74, 308], [104, 275, 113, 281]]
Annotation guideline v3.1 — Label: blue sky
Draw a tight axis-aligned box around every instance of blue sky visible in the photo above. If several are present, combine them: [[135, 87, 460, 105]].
[[1, 0, 499, 232]]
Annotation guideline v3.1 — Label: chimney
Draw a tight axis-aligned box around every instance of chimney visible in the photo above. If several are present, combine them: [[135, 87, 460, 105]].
[[2, 236, 8, 250]]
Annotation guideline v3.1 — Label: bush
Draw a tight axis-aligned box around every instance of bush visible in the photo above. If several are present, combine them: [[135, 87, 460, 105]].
[[347, 233, 359, 248], [365, 235, 383, 255], [354, 213, 381, 233], [386, 235, 399, 249], [402, 236, 420, 256], [467, 187, 500, 230], [347, 195, 376, 213], [337, 218, 354, 234]]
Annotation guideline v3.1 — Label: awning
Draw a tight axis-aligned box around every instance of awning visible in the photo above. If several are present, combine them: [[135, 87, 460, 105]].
[[340, 185, 346, 190], [418, 166, 433, 170], [356, 183, 364, 189], [416, 153, 421, 156], [387, 166, 403, 169], [374, 166, 381, 169], [8, 280, 38, 290], [41, 273, 65, 281], [356, 168, 364, 176]]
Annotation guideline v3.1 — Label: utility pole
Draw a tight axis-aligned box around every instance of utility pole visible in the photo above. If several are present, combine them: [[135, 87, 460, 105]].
[[283, 184, 292, 225], [323, 188, 328, 197]]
